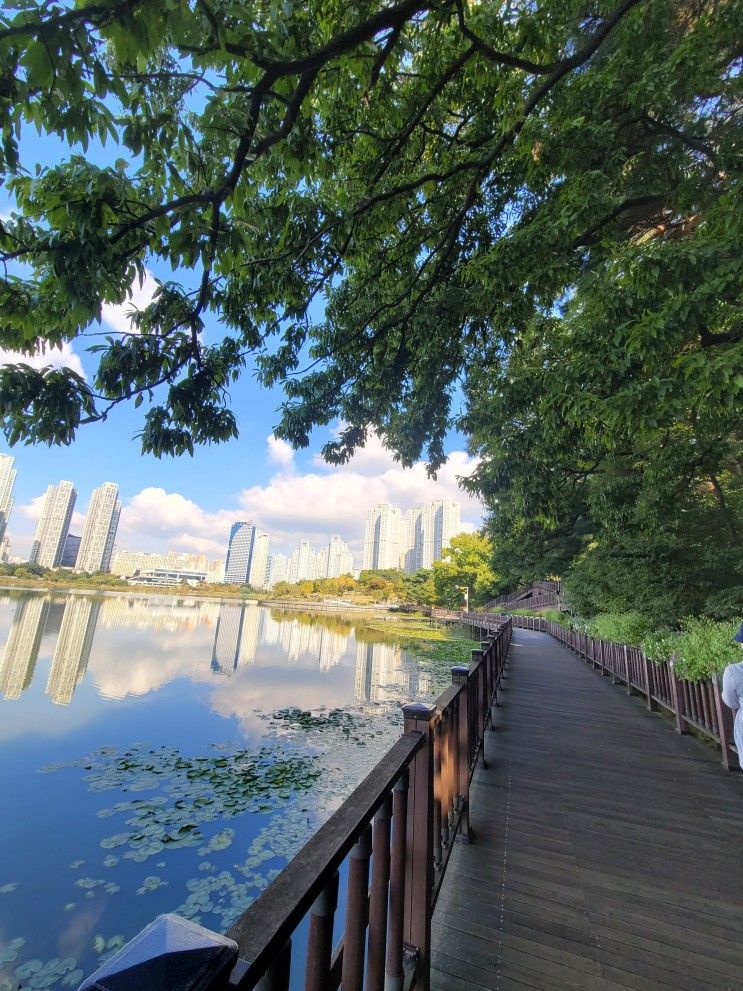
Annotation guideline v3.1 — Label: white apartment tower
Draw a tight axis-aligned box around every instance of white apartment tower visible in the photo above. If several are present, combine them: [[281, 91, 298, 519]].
[[287, 541, 318, 583], [30, 480, 77, 568], [0, 453, 17, 545], [400, 498, 462, 571], [325, 535, 354, 578], [75, 482, 121, 573], [362, 504, 402, 571], [247, 532, 271, 589], [266, 553, 288, 588]]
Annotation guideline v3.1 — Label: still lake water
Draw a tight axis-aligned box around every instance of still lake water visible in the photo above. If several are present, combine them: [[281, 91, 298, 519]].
[[0, 589, 450, 991]]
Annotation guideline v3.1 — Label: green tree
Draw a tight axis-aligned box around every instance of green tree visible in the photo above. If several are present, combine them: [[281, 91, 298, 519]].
[[432, 532, 499, 608], [0, 1, 738, 465]]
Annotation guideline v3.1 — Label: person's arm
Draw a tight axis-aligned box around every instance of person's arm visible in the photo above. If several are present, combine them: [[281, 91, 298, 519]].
[[721, 667, 740, 712]]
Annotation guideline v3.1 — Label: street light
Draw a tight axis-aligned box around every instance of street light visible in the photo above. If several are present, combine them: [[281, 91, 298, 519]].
[[456, 584, 469, 612]]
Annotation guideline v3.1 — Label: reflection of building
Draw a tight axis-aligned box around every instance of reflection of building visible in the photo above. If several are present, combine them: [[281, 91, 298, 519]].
[[46, 597, 100, 704], [0, 596, 50, 699], [211, 604, 264, 674], [0, 453, 17, 545], [317, 627, 348, 671], [100, 596, 220, 631], [354, 641, 429, 705], [30, 480, 77, 568], [75, 482, 121, 573]]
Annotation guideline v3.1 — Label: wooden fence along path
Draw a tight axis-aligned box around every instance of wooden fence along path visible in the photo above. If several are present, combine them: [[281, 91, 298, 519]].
[[81, 612, 743, 991], [431, 624, 743, 991]]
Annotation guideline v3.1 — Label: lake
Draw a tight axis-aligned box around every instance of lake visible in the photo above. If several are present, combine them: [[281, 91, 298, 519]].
[[0, 589, 458, 991]]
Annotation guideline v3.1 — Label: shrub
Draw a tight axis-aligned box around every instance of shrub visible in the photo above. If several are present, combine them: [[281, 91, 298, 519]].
[[589, 611, 654, 645], [663, 617, 741, 681]]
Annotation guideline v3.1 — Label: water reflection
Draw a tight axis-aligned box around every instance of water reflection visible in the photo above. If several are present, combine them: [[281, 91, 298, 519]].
[[46, 597, 100, 705], [0, 595, 50, 698], [0, 593, 429, 711]]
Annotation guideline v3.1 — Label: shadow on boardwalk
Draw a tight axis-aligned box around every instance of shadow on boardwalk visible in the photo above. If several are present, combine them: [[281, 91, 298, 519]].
[[432, 628, 743, 991]]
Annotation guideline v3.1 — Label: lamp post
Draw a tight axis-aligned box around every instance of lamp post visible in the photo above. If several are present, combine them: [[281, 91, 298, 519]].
[[456, 585, 469, 613]]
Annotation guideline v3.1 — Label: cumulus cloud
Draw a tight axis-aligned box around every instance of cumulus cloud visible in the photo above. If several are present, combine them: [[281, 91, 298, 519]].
[[266, 434, 295, 468], [0, 340, 86, 378], [100, 270, 158, 336], [7, 432, 484, 565], [112, 432, 484, 562]]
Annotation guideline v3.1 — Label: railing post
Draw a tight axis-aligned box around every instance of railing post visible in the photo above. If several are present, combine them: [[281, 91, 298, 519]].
[[305, 872, 339, 991], [668, 659, 688, 734], [642, 653, 657, 712], [401, 703, 437, 991], [342, 824, 373, 991], [624, 645, 633, 695], [712, 676, 738, 771], [471, 647, 487, 767], [385, 774, 408, 991], [367, 797, 392, 991], [451, 666, 470, 843]]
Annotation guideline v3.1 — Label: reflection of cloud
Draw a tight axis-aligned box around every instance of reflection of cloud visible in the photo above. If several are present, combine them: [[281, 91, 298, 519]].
[[57, 898, 106, 960]]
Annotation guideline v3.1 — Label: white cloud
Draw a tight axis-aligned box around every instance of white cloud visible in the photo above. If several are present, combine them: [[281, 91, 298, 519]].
[[113, 433, 484, 562], [6, 433, 485, 566], [100, 270, 158, 336], [0, 340, 85, 378], [266, 434, 295, 469]]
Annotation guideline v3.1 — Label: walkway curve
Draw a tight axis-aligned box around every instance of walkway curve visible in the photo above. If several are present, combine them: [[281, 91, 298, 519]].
[[431, 628, 743, 991]]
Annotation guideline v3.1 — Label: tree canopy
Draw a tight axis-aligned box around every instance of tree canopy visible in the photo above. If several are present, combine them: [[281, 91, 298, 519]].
[[432, 531, 499, 607], [0, 0, 740, 618]]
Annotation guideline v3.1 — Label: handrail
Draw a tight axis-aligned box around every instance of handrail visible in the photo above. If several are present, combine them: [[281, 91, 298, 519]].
[[462, 611, 738, 772], [225, 731, 423, 985], [78, 619, 514, 991]]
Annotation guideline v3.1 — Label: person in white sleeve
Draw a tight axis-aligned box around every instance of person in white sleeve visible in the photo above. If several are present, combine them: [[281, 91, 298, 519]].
[[721, 623, 743, 769]]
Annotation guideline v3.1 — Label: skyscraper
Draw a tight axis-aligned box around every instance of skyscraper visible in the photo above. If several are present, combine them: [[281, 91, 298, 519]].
[[324, 535, 354, 578], [0, 453, 17, 545], [30, 480, 77, 568], [266, 553, 288, 588], [60, 533, 81, 568], [224, 521, 256, 584], [247, 532, 270, 589], [75, 482, 121, 573], [400, 498, 462, 571], [362, 504, 402, 571], [287, 541, 318, 583]]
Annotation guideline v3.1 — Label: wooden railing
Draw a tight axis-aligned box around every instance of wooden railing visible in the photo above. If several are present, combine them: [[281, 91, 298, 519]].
[[462, 611, 738, 772], [219, 617, 513, 990], [483, 580, 561, 613]]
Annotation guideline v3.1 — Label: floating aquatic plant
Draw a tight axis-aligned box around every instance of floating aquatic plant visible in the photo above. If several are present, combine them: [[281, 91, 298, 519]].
[[0, 883, 17, 894]]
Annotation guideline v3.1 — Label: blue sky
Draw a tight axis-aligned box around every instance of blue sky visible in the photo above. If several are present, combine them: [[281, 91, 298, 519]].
[[0, 104, 483, 564]]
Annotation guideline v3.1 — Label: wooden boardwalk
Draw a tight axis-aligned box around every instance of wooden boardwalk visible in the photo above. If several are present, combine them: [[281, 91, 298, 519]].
[[431, 628, 743, 991]]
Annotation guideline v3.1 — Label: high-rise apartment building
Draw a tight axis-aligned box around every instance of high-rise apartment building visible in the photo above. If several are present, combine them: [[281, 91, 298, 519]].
[[324, 535, 354, 578], [75, 482, 121, 573], [362, 504, 402, 571], [224, 521, 256, 584], [266, 553, 288, 588], [287, 541, 318, 583], [30, 480, 77, 568], [247, 532, 270, 589], [60, 534, 81, 568], [399, 498, 462, 571], [0, 453, 17, 545]]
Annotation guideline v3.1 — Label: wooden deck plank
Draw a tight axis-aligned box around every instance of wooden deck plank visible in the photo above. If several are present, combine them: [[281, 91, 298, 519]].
[[431, 628, 743, 991]]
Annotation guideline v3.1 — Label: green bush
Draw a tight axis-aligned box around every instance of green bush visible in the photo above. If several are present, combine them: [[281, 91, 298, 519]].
[[589, 611, 654, 646], [642, 617, 742, 681], [702, 586, 743, 621]]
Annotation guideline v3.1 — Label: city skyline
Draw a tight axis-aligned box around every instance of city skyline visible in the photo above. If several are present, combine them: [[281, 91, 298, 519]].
[[0, 432, 483, 565]]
